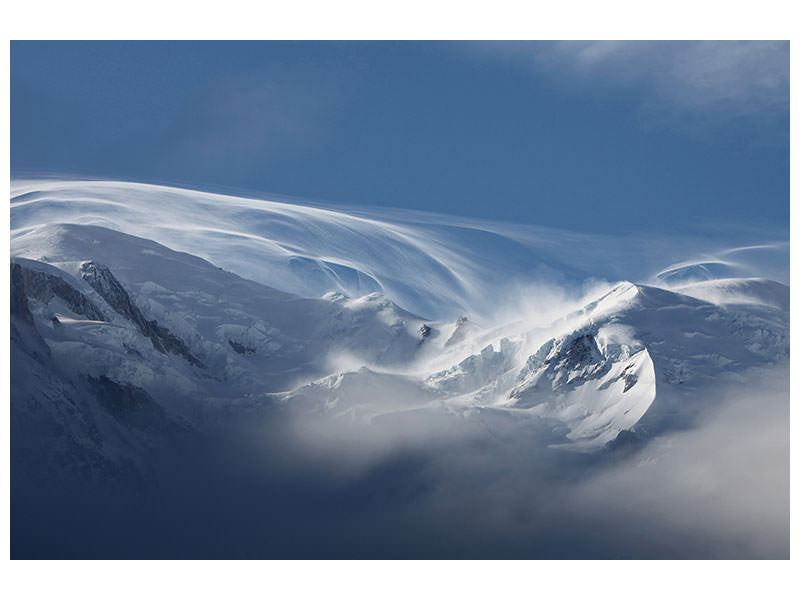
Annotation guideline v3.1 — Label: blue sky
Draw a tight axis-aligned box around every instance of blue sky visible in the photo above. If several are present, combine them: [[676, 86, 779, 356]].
[[11, 41, 789, 236]]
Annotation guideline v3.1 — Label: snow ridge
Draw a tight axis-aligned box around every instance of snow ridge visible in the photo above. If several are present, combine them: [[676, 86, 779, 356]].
[[11, 179, 788, 320]]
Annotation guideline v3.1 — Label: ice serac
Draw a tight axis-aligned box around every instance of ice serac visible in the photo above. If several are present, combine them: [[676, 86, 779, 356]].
[[279, 367, 438, 422], [427, 338, 520, 396]]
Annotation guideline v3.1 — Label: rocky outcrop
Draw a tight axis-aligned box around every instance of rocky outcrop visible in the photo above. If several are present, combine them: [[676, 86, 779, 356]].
[[13, 261, 107, 322], [228, 340, 255, 355], [444, 315, 474, 347], [417, 323, 432, 342], [79, 261, 204, 368], [509, 332, 613, 407]]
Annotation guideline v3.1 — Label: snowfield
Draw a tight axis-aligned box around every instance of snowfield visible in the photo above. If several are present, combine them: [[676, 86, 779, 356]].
[[10, 179, 789, 558]]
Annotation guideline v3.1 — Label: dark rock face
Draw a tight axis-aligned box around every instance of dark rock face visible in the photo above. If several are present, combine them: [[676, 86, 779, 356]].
[[509, 332, 613, 407], [79, 261, 139, 323], [524, 333, 608, 384], [622, 373, 638, 392], [558, 334, 605, 375], [79, 261, 204, 368], [13, 262, 107, 322], [418, 324, 432, 340], [229, 340, 255, 355]]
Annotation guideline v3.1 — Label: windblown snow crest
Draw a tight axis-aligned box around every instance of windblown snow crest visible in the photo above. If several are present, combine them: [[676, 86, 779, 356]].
[[10, 180, 789, 558], [11, 179, 788, 320]]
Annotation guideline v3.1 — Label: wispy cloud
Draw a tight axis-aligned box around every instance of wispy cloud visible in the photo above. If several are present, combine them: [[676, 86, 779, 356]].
[[465, 41, 789, 140]]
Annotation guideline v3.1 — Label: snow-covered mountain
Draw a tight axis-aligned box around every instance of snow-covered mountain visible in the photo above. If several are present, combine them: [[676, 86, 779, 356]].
[[10, 180, 789, 489]]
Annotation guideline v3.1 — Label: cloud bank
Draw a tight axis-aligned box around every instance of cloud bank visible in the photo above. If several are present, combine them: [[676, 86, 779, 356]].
[[12, 363, 788, 559]]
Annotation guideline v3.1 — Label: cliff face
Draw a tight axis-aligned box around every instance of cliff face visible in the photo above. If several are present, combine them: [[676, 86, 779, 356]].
[[79, 261, 203, 367], [15, 261, 106, 322]]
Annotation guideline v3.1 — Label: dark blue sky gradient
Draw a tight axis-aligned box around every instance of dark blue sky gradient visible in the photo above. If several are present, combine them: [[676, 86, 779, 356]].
[[11, 41, 789, 235]]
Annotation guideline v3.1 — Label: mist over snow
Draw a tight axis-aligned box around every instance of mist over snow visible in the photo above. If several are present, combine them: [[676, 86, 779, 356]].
[[10, 179, 789, 559]]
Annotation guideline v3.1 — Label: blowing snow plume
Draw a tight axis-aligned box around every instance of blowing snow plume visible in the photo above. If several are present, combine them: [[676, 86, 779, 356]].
[[10, 180, 789, 558]]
